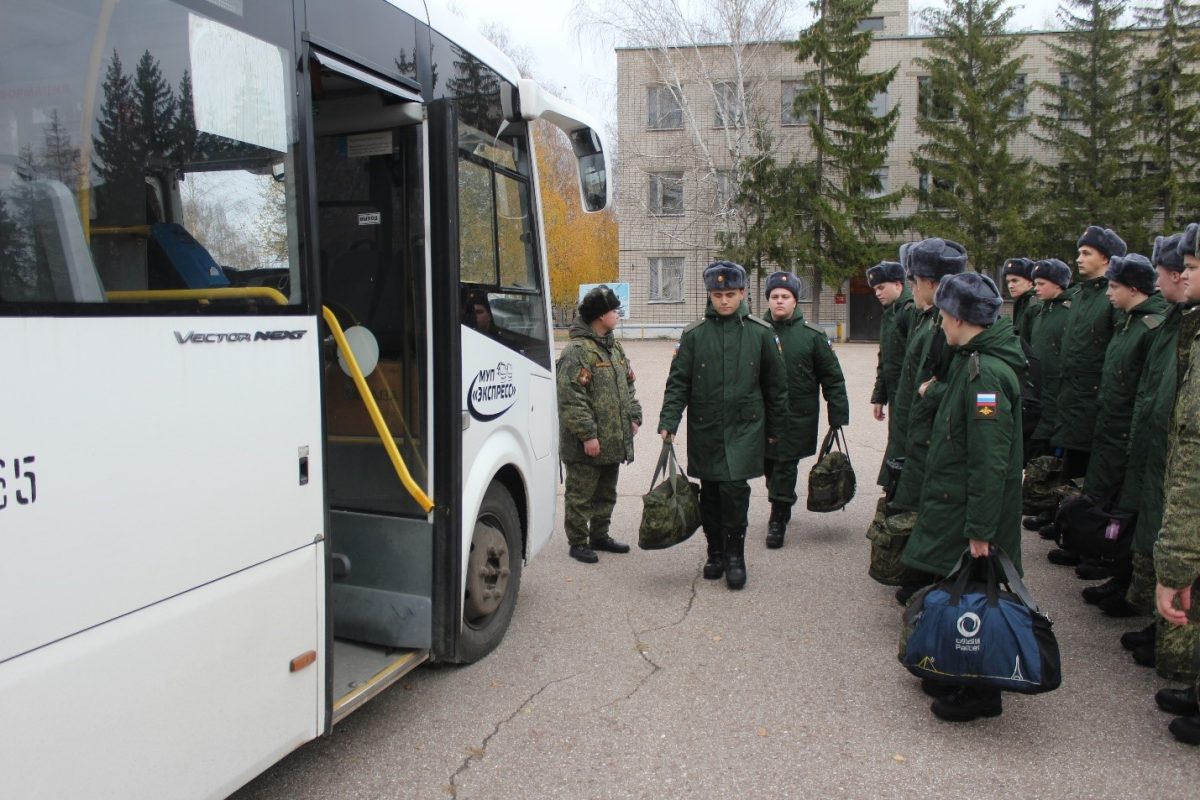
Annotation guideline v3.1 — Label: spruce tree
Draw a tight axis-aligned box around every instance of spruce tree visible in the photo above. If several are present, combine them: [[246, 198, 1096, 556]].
[[1132, 0, 1200, 229], [93, 50, 140, 189], [39, 109, 81, 186], [1035, 0, 1149, 257], [722, 0, 900, 320], [910, 0, 1034, 275], [133, 50, 176, 167]]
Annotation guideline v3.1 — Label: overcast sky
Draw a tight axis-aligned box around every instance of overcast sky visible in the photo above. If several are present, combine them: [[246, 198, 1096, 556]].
[[443, 0, 1064, 129]]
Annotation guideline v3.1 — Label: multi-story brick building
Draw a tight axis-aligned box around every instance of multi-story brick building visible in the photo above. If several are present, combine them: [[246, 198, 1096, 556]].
[[614, 0, 1153, 339]]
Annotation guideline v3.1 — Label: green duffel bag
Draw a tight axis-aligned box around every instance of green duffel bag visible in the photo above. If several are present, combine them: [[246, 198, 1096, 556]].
[[807, 427, 856, 512], [638, 440, 702, 550], [1022, 455, 1063, 515], [867, 504, 928, 586]]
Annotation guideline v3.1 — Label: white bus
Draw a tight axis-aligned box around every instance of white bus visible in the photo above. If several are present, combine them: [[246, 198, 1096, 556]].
[[0, 1, 608, 796]]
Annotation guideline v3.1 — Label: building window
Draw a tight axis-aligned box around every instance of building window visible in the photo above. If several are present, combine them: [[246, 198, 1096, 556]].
[[917, 75, 953, 120], [1058, 73, 1083, 120], [714, 81, 745, 127], [856, 16, 885, 32], [869, 90, 889, 118], [649, 257, 684, 302], [918, 170, 954, 209], [1006, 74, 1027, 118], [648, 85, 683, 130], [781, 80, 816, 126], [648, 171, 684, 216], [867, 167, 889, 198]]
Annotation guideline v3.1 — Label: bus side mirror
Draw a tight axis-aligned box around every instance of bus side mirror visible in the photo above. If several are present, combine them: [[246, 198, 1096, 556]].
[[568, 128, 607, 213]]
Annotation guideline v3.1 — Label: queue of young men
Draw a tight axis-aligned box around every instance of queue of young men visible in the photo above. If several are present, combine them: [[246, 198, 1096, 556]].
[[555, 225, 1200, 740]]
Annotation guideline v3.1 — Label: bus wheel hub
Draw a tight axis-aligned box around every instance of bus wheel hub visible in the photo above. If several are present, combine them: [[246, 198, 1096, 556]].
[[465, 522, 509, 620]]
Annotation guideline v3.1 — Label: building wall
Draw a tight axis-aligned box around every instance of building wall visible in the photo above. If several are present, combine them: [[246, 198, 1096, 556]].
[[614, 1, 1154, 339]]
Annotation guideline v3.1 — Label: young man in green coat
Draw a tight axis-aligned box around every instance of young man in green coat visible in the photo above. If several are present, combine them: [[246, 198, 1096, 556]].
[[658, 261, 789, 590], [557, 286, 642, 563], [1154, 221, 1200, 746], [1001, 257, 1038, 342], [762, 271, 849, 548], [867, 260, 914, 488], [901, 272, 1025, 722], [1052, 226, 1127, 484], [1103, 236, 1190, 636], [1020, 258, 1075, 534]]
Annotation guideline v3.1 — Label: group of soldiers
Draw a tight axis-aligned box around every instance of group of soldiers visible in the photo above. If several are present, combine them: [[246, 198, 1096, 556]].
[[553, 223, 1200, 740], [870, 224, 1200, 738]]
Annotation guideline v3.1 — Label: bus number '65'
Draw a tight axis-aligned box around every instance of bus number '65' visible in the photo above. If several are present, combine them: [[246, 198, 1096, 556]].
[[0, 456, 37, 510]]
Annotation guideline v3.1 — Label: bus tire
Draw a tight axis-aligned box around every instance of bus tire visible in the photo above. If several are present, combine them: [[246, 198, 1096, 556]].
[[456, 482, 523, 663]]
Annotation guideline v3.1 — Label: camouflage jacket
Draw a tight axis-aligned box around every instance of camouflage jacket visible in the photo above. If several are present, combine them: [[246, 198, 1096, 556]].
[[556, 321, 641, 465], [1083, 291, 1168, 503], [871, 287, 915, 406], [1155, 324, 1200, 590], [658, 300, 789, 481], [1053, 276, 1123, 451], [1026, 288, 1074, 441], [764, 307, 849, 461]]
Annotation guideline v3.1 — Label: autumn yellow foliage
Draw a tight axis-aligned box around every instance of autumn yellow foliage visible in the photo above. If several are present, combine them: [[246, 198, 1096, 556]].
[[533, 122, 618, 309]]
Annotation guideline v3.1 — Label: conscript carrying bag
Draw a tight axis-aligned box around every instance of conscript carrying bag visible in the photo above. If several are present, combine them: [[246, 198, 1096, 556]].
[[638, 440, 702, 550], [899, 548, 1061, 695], [806, 427, 856, 512]]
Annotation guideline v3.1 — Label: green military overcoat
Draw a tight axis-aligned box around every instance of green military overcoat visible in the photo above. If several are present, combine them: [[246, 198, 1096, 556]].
[[871, 287, 915, 406], [1083, 291, 1168, 503], [888, 304, 938, 455], [890, 309, 950, 512], [1012, 288, 1039, 343], [557, 320, 642, 465], [1120, 304, 1184, 549], [658, 300, 789, 481], [1025, 288, 1075, 442], [763, 307, 849, 461], [903, 318, 1026, 578], [1053, 276, 1123, 452]]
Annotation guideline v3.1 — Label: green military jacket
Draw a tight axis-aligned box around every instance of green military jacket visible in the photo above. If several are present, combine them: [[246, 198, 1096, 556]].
[[658, 300, 789, 482], [903, 318, 1026, 578], [1053, 276, 1123, 451], [1083, 292, 1169, 503], [1026, 288, 1075, 442], [1155, 325, 1200, 590], [556, 320, 642, 465], [1120, 304, 1183, 546], [871, 287, 915, 406], [889, 304, 938, 455], [1012, 288, 1039, 344], [763, 307, 849, 461], [890, 310, 950, 512]]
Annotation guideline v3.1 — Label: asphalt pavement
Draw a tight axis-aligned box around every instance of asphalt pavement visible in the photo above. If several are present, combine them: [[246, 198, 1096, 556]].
[[234, 339, 1200, 800]]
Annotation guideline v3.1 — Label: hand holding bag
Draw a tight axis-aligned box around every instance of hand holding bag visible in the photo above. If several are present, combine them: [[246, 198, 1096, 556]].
[[898, 547, 1061, 694], [806, 427, 856, 512], [638, 440, 702, 550]]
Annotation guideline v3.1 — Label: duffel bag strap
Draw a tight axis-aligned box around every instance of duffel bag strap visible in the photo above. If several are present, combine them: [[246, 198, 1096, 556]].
[[991, 548, 1042, 613], [649, 440, 673, 491]]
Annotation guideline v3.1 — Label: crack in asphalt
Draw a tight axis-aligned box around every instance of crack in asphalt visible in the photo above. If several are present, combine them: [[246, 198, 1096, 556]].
[[603, 561, 703, 708], [447, 672, 578, 798]]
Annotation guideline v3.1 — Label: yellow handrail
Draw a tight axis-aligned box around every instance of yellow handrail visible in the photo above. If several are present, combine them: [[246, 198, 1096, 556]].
[[321, 306, 435, 513], [106, 287, 289, 305]]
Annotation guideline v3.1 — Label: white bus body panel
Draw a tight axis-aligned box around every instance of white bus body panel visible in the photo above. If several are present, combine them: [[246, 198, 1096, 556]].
[[0, 316, 324, 663], [0, 545, 321, 800], [460, 328, 555, 588]]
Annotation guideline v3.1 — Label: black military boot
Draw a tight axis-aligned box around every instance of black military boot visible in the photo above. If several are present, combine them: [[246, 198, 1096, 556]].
[[930, 686, 1003, 722], [702, 528, 725, 580], [1081, 576, 1127, 605], [1120, 622, 1156, 651], [765, 502, 791, 549], [1156, 687, 1199, 717], [1168, 715, 1200, 746], [724, 528, 747, 590]]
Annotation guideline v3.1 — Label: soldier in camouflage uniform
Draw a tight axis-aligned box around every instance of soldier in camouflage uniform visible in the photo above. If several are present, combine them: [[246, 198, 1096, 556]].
[[1153, 222, 1200, 746], [867, 260, 914, 488], [557, 286, 641, 564], [658, 261, 789, 590]]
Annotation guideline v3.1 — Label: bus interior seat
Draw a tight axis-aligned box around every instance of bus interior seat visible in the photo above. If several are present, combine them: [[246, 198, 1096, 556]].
[[0, 178, 106, 302], [147, 222, 230, 289]]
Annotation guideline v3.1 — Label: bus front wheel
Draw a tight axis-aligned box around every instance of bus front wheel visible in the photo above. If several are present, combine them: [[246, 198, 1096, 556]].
[[457, 482, 523, 663]]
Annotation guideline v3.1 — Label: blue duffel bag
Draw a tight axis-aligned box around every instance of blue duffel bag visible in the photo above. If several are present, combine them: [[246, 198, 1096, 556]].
[[899, 548, 1061, 695]]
